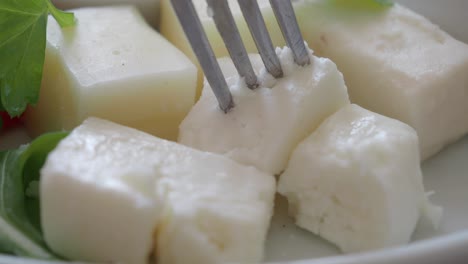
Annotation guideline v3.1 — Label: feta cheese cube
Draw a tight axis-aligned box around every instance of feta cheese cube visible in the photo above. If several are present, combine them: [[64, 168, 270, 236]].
[[278, 104, 442, 253], [23, 6, 197, 141], [179, 46, 350, 175], [294, 1, 468, 160], [41, 118, 275, 264]]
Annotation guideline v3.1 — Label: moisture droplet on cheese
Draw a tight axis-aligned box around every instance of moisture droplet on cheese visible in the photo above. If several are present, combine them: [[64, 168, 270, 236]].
[[278, 104, 442, 253], [40, 118, 275, 264], [293, 1, 468, 160], [23, 6, 197, 141], [179, 46, 350, 175]]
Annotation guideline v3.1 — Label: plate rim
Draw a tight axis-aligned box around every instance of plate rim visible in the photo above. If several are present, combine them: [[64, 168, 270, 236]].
[[0, 230, 467, 264], [276, 230, 468, 264]]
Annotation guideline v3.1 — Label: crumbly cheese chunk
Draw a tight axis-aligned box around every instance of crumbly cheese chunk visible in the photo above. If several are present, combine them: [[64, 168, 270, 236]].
[[23, 6, 197, 141], [41, 118, 275, 264], [293, 1, 468, 160], [179, 46, 350, 175], [278, 104, 442, 253]]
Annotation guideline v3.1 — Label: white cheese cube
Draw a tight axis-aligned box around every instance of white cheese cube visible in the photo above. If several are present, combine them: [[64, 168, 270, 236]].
[[294, 1, 468, 160], [179, 46, 350, 175], [23, 6, 197, 141], [278, 104, 442, 253], [41, 118, 275, 264], [52, 0, 160, 28], [160, 0, 284, 97]]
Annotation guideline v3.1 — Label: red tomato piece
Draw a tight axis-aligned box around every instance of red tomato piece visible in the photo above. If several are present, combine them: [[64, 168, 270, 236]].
[[0, 111, 22, 131]]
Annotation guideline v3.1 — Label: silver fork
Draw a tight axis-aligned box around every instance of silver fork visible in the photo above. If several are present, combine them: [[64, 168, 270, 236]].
[[170, 0, 309, 113]]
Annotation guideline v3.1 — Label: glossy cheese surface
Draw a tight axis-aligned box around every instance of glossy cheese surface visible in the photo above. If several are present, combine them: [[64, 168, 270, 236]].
[[41, 118, 275, 264], [52, 0, 161, 28], [294, 1, 468, 160], [278, 104, 442, 253], [24, 6, 197, 141], [179, 46, 350, 175]]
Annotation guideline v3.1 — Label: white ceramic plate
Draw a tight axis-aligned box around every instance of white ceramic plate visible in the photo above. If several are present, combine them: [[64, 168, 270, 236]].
[[1, 0, 467, 263]]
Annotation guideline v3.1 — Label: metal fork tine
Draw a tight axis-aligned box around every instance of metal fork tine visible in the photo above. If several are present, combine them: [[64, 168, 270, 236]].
[[269, 0, 310, 66], [207, 0, 258, 89], [238, 0, 283, 78], [171, 0, 234, 113]]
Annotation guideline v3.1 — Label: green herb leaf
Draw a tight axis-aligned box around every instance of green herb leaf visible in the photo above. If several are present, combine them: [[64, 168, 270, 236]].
[[0, 0, 75, 118], [46, 0, 75, 28], [0, 0, 48, 117], [0, 131, 68, 259]]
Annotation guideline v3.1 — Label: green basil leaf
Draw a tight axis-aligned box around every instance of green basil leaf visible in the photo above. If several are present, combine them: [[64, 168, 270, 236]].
[[0, 131, 68, 259]]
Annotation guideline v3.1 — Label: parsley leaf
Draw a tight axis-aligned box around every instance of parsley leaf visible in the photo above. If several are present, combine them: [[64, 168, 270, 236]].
[[0, 131, 68, 259], [0, 0, 75, 118]]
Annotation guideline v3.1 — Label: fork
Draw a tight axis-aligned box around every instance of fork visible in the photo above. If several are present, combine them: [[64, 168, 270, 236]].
[[170, 0, 310, 113]]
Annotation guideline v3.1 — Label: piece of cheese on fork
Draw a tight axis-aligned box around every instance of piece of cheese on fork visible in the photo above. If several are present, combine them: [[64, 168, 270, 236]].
[[278, 104, 442, 253], [40, 117, 275, 264], [160, 0, 284, 97], [23, 6, 197, 141], [179, 46, 350, 175], [293, 1, 468, 160]]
